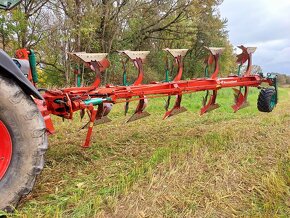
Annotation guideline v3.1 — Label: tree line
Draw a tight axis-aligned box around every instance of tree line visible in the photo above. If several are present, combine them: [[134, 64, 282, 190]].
[[0, 0, 237, 87], [274, 74, 290, 86]]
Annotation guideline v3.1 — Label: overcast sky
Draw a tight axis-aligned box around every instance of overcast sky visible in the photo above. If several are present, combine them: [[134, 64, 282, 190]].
[[220, 0, 290, 74]]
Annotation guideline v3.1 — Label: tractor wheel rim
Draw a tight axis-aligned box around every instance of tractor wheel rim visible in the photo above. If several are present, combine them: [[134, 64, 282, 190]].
[[0, 120, 12, 180]]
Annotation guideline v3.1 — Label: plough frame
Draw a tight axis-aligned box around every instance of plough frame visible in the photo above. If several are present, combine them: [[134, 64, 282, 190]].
[[17, 46, 277, 147]]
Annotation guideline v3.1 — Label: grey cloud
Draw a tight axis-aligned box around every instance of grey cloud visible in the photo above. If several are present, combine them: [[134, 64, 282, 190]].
[[220, 0, 290, 73]]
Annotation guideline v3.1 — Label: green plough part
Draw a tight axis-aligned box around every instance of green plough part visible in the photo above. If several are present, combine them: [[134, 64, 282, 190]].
[[267, 73, 278, 105], [28, 49, 38, 83]]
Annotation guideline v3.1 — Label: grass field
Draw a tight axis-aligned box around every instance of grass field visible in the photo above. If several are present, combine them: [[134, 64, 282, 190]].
[[7, 88, 290, 217]]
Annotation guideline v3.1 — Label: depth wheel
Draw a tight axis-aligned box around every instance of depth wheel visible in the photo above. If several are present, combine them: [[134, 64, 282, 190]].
[[257, 88, 277, 112]]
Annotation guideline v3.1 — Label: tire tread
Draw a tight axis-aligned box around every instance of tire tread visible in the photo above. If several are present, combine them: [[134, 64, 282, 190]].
[[0, 75, 48, 212], [257, 88, 276, 113]]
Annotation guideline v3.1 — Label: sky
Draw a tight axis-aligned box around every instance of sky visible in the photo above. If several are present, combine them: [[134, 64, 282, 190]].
[[220, 0, 290, 74]]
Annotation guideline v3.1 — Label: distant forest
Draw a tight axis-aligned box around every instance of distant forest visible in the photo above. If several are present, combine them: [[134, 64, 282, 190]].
[[275, 74, 290, 86], [0, 0, 281, 87]]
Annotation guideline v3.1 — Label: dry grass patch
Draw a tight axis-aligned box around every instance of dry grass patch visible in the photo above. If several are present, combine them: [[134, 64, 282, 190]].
[[8, 88, 290, 217]]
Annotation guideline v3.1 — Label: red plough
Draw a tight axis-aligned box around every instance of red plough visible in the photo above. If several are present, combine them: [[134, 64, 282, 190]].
[[34, 46, 277, 147], [0, 1, 280, 211]]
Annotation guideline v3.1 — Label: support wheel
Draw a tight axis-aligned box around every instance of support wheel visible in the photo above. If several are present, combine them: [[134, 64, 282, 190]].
[[257, 88, 277, 112], [0, 75, 48, 212]]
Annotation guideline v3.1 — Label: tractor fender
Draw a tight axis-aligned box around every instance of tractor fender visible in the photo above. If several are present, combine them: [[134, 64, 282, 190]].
[[0, 49, 43, 100]]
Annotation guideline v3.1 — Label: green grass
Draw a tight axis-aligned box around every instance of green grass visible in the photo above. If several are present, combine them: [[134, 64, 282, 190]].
[[8, 88, 290, 217]]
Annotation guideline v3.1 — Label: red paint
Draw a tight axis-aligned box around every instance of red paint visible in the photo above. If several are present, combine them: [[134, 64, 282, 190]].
[[0, 120, 12, 180], [200, 90, 219, 115], [15, 48, 30, 60], [15, 48, 33, 83], [41, 49, 273, 147], [232, 87, 249, 112], [173, 56, 183, 81], [133, 58, 145, 85], [83, 107, 98, 148], [34, 99, 55, 134]]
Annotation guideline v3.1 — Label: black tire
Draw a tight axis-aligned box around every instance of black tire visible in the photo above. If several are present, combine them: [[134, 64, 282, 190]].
[[257, 88, 277, 112], [0, 75, 48, 212]]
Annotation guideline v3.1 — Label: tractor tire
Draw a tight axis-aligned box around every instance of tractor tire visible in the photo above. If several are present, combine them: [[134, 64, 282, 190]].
[[257, 88, 277, 112], [0, 74, 48, 212]]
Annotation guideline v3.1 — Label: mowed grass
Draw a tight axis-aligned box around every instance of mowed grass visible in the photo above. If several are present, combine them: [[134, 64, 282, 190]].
[[9, 88, 290, 217]]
